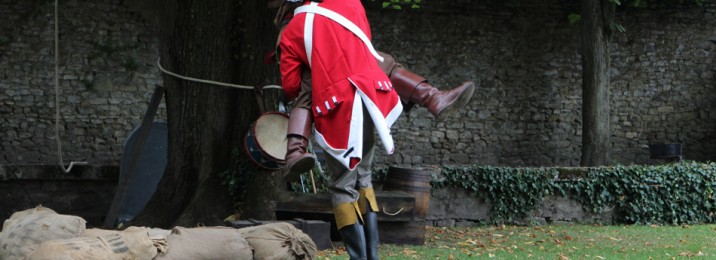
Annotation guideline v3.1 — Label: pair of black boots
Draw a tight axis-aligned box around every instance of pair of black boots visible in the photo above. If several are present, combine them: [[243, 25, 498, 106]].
[[339, 211, 380, 260]]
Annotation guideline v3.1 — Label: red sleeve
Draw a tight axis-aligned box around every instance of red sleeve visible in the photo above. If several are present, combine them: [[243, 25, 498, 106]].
[[279, 36, 302, 101]]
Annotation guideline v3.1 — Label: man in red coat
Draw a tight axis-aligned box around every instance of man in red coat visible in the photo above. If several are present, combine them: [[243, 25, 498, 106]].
[[270, 0, 475, 258], [278, 2, 401, 258]]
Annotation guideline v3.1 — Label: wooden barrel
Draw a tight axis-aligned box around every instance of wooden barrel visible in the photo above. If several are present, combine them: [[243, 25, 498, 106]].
[[381, 167, 432, 218]]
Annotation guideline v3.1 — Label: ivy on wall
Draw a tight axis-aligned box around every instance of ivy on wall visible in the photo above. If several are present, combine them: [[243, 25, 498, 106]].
[[434, 165, 556, 224], [565, 162, 716, 225], [374, 0, 422, 9], [222, 152, 716, 225], [430, 161, 716, 225]]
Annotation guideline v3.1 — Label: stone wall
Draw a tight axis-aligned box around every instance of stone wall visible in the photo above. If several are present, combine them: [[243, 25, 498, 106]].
[[0, 0, 164, 165], [367, 0, 716, 166], [1, 0, 714, 167], [426, 188, 613, 227]]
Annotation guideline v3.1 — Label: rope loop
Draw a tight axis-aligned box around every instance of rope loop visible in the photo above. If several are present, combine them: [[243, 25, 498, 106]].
[[54, 0, 86, 173], [381, 206, 404, 216]]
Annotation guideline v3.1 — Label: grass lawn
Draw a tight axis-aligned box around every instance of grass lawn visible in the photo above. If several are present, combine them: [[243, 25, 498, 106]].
[[317, 224, 716, 259]]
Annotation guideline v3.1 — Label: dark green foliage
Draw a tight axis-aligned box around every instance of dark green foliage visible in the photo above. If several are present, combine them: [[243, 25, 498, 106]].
[[374, 0, 422, 10], [288, 164, 331, 193], [219, 148, 251, 202], [432, 161, 716, 225], [435, 165, 556, 224], [566, 162, 716, 225]]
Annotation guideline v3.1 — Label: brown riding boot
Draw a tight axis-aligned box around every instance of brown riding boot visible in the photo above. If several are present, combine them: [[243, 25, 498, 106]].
[[284, 107, 317, 182], [390, 68, 475, 120]]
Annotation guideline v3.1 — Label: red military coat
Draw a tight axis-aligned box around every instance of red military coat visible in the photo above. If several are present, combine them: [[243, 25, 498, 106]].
[[279, 0, 402, 170]]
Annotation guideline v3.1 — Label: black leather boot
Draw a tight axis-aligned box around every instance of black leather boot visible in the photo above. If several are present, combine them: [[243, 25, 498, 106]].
[[339, 222, 368, 260], [363, 211, 380, 260]]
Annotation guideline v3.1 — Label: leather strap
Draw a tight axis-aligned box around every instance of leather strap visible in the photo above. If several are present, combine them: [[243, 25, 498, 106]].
[[294, 3, 384, 65], [301, 2, 318, 66]]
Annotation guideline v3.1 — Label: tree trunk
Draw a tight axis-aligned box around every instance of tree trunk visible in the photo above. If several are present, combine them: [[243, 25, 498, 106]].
[[580, 0, 613, 167], [131, 0, 284, 228], [232, 0, 287, 221]]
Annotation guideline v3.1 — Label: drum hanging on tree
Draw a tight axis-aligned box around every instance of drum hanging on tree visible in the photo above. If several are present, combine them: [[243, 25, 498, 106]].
[[243, 112, 289, 170]]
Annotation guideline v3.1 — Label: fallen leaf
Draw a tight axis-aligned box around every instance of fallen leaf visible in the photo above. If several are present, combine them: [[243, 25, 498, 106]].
[[457, 239, 480, 246], [402, 248, 417, 257]]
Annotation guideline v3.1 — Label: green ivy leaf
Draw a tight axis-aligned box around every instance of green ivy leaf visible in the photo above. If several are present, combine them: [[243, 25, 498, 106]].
[[434, 161, 716, 225]]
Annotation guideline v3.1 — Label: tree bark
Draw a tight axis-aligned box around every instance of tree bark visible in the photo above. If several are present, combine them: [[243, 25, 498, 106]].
[[580, 0, 613, 167], [132, 0, 284, 228]]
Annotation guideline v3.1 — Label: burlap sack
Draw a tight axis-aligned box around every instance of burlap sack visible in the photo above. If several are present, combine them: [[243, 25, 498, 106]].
[[81, 227, 172, 239], [27, 227, 159, 260], [79, 226, 170, 254], [1, 206, 55, 231], [238, 222, 317, 260], [80, 228, 123, 237], [155, 226, 253, 260], [0, 206, 86, 259]]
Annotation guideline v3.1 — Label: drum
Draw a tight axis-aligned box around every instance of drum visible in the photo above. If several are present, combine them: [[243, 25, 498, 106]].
[[243, 112, 289, 170]]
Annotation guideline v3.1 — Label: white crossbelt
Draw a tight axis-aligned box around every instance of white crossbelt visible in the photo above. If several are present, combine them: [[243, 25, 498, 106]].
[[294, 3, 384, 67]]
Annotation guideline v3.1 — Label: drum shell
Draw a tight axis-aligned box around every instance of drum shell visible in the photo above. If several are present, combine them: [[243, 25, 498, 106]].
[[243, 112, 288, 170]]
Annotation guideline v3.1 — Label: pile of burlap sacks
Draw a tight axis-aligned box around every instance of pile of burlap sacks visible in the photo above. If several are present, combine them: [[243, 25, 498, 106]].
[[0, 206, 318, 260]]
